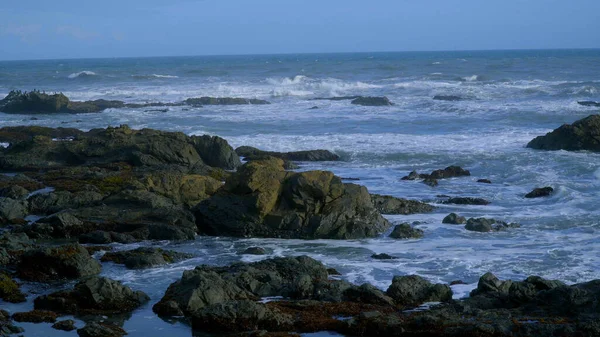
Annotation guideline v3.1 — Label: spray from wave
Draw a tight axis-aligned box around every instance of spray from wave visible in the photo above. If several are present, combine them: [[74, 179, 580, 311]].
[[68, 71, 97, 79], [132, 74, 179, 79]]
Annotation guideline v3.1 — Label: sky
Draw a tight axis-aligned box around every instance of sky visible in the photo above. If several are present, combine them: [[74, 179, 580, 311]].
[[1, 0, 599, 60]]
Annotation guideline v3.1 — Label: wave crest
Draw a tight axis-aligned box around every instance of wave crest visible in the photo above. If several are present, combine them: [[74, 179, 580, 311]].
[[68, 71, 97, 79]]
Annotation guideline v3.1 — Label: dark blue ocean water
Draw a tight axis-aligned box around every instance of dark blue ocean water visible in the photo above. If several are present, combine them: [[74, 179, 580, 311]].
[[1, 50, 600, 336]]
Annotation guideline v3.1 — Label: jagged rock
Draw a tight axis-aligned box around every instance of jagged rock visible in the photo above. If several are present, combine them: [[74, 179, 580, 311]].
[[185, 97, 270, 105], [77, 322, 127, 337], [422, 177, 438, 187], [370, 194, 434, 215], [195, 158, 390, 239], [52, 319, 77, 331], [100, 247, 192, 269], [236, 146, 339, 162], [0, 198, 28, 220], [0, 186, 29, 200], [0, 273, 26, 303], [389, 223, 424, 239], [385, 275, 452, 306], [442, 213, 466, 224], [132, 172, 223, 208], [0, 90, 70, 113], [17, 243, 101, 282], [442, 197, 490, 205], [527, 114, 600, 152], [477, 179, 492, 184], [465, 218, 520, 232], [350, 96, 393, 106], [371, 253, 397, 260], [429, 166, 471, 179], [525, 186, 554, 198], [35, 277, 149, 314], [239, 247, 267, 255]]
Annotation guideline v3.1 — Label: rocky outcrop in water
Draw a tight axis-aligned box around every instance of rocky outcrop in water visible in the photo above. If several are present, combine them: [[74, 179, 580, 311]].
[[525, 186, 554, 198], [388, 223, 423, 239], [185, 97, 270, 105], [100, 247, 192, 269], [578, 101, 600, 107], [350, 96, 393, 106], [442, 212, 466, 224], [195, 157, 391, 239], [0, 272, 26, 303], [465, 217, 520, 232], [401, 166, 471, 187], [527, 114, 600, 152], [370, 194, 434, 215], [433, 95, 464, 101], [442, 197, 491, 205], [236, 146, 339, 162], [77, 322, 127, 337], [16, 243, 101, 282]]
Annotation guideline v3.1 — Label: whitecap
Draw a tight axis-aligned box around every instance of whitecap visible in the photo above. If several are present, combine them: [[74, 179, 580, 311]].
[[68, 71, 97, 79], [266, 75, 307, 86], [0, 142, 9, 148], [462, 75, 479, 82]]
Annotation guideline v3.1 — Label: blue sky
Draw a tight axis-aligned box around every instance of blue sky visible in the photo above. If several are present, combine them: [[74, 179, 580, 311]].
[[1, 0, 599, 60]]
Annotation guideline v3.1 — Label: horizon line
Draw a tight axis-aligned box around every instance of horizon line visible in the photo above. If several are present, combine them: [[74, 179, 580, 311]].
[[1, 47, 599, 63]]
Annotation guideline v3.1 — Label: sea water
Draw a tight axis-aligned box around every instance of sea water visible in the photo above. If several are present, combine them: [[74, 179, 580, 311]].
[[1, 49, 600, 336]]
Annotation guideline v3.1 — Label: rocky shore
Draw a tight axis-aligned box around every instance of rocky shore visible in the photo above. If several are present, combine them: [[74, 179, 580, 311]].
[[0, 113, 599, 336]]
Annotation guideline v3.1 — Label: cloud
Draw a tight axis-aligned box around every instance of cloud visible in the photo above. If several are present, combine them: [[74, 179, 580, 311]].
[[56, 25, 101, 40], [0, 24, 42, 42]]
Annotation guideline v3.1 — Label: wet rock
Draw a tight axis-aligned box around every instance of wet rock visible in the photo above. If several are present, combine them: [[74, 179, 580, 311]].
[[0, 90, 70, 114], [312, 96, 362, 101], [400, 170, 421, 181], [195, 158, 391, 239], [12, 310, 58, 323], [389, 223, 424, 239], [385, 275, 452, 306], [350, 96, 393, 106], [370, 194, 434, 215], [236, 146, 339, 162], [371, 253, 397, 260], [100, 247, 192, 269], [132, 172, 223, 208], [429, 166, 471, 179], [442, 197, 490, 205], [433, 95, 464, 101], [327, 268, 341, 276], [465, 218, 520, 232], [477, 179, 492, 184], [28, 190, 103, 215], [578, 101, 600, 107], [185, 97, 270, 105], [527, 114, 600, 152], [0, 273, 26, 303], [26, 211, 90, 239], [17, 243, 101, 282], [0, 310, 24, 335], [77, 322, 127, 337], [442, 213, 466, 224], [0, 186, 29, 200], [52, 319, 77, 331], [343, 284, 395, 306], [0, 198, 28, 220], [153, 256, 329, 317], [35, 276, 149, 314], [309, 106, 319, 109], [79, 231, 136, 244], [525, 186, 554, 198], [422, 177, 438, 187], [239, 247, 267, 255]]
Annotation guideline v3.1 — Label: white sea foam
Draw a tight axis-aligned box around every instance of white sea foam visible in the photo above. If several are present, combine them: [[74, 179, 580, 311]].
[[68, 70, 97, 79], [132, 74, 179, 79], [0, 142, 9, 148], [462, 75, 479, 82]]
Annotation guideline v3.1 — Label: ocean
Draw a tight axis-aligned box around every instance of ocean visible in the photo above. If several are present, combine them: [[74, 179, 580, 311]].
[[1, 49, 600, 336]]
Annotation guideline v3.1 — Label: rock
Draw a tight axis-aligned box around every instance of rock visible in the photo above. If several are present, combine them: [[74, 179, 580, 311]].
[[309, 106, 319, 109], [389, 223, 424, 239], [327, 268, 341, 276], [442, 197, 490, 205], [134, 172, 223, 208], [0, 124, 240, 171], [312, 96, 362, 101], [34, 277, 149, 314], [28, 190, 104, 215], [100, 247, 192, 269], [371, 253, 397, 260], [433, 95, 464, 101], [477, 179, 492, 184], [0, 273, 26, 303], [77, 322, 127, 337], [185, 97, 270, 105], [442, 213, 466, 224], [527, 115, 600, 152], [0, 311, 24, 335], [400, 170, 421, 180], [343, 283, 395, 306], [350, 96, 393, 106], [52, 319, 77, 331], [235, 146, 339, 162], [386, 275, 452, 306], [239, 247, 267, 255], [0, 90, 70, 113], [429, 166, 471, 179], [0, 186, 29, 200], [465, 218, 520, 232], [0, 198, 28, 220], [370, 194, 434, 215], [422, 177, 438, 187], [195, 158, 391, 239], [578, 101, 600, 107], [153, 256, 328, 317], [27, 211, 89, 239], [17, 243, 101, 282], [525, 186, 554, 198], [12, 310, 58, 323]]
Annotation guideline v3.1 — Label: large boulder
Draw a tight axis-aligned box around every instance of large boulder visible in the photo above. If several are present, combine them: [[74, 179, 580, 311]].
[[525, 186, 554, 198], [465, 218, 520, 232], [100, 247, 192, 269], [0, 198, 28, 220], [133, 172, 223, 208], [527, 115, 600, 152], [235, 146, 339, 162], [195, 158, 391, 239], [16, 243, 101, 282], [389, 223, 423, 239], [0, 272, 26, 303], [77, 322, 127, 337], [370, 194, 434, 215], [0, 125, 240, 171], [34, 277, 149, 314], [385, 275, 452, 306], [0, 90, 70, 113]]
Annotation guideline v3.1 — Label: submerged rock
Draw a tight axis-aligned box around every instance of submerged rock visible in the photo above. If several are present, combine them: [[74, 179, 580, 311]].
[[442, 197, 490, 205], [184, 97, 270, 105], [34, 276, 149, 314], [236, 146, 339, 161], [17, 243, 101, 282], [525, 186, 554, 198], [371, 253, 397, 260], [350, 96, 393, 106], [195, 158, 391, 239], [433, 95, 464, 101], [578, 101, 600, 107], [100, 247, 192, 269], [12, 310, 58, 323], [527, 114, 600, 152], [388, 223, 423, 239], [477, 178, 492, 184], [370, 194, 434, 215], [239, 247, 267, 255]]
